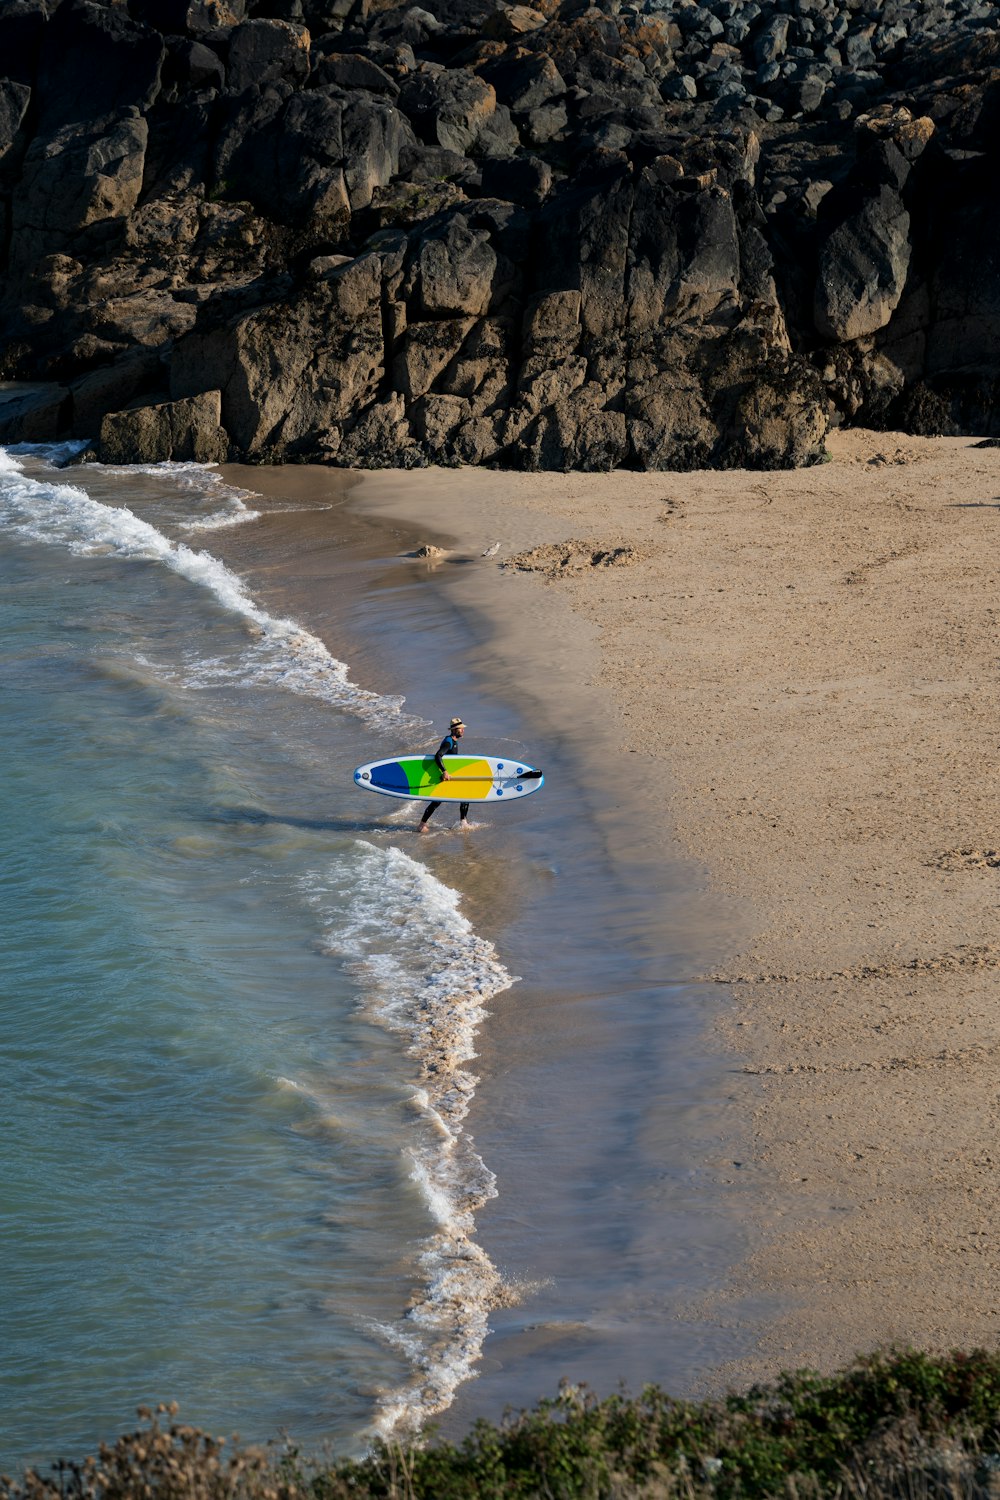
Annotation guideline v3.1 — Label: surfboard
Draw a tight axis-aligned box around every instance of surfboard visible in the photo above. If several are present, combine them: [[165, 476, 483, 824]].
[[353, 754, 544, 803]]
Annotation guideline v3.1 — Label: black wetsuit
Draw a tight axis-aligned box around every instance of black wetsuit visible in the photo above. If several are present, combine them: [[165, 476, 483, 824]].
[[419, 733, 469, 825]]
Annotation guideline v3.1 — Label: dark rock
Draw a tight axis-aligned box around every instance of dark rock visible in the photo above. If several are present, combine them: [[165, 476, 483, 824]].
[[142, 95, 215, 196], [753, 13, 790, 65], [312, 52, 400, 94], [0, 79, 32, 185], [170, 254, 389, 457], [789, 71, 826, 114], [224, 18, 311, 93], [412, 391, 470, 451], [661, 73, 698, 101], [479, 153, 552, 204], [69, 352, 165, 438], [0, 382, 69, 442], [367, 6, 444, 50], [35, 1, 165, 132], [11, 115, 150, 269], [393, 316, 474, 398], [481, 4, 547, 41], [416, 213, 498, 316], [517, 390, 628, 471], [398, 142, 470, 180], [628, 172, 742, 328], [342, 95, 415, 209], [251, 0, 306, 19], [0, 0, 47, 90], [98, 389, 229, 463], [524, 100, 569, 144], [398, 69, 498, 153], [164, 37, 227, 91], [301, 0, 356, 34], [815, 183, 911, 341], [2, 0, 999, 470], [843, 23, 876, 69], [131, 0, 249, 35], [214, 84, 363, 222]]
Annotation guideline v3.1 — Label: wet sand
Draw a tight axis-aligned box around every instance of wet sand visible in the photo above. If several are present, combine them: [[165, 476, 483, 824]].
[[220, 426, 1000, 1421], [210, 468, 750, 1431]]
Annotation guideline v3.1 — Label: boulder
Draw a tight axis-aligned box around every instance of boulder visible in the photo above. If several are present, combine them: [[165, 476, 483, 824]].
[[627, 370, 716, 470], [214, 85, 357, 223], [523, 289, 582, 348], [98, 390, 229, 463], [518, 352, 587, 413], [392, 317, 475, 398], [337, 392, 418, 467], [481, 5, 546, 40], [342, 96, 414, 209], [815, 184, 911, 341], [417, 214, 498, 316], [480, 52, 567, 113], [142, 95, 215, 196], [11, 114, 149, 266], [163, 38, 226, 92], [412, 391, 470, 449], [225, 19, 311, 93], [398, 142, 470, 181], [398, 69, 497, 153], [627, 174, 741, 329], [516, 390, 628, 471], [752, 14, 790, 66], [523, 100, 568, 144], [69, 352, 163, 439], [170, 256, 388, 456], [436, 315, 513, 410], [312, 52, 399, 94], [0, 382, 69, 442], [479, 153, 552, 204], [35, 1, 164, 132]]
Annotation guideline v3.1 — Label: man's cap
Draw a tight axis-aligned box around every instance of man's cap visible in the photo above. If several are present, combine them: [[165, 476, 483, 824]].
[[449, 717, 465, 729]]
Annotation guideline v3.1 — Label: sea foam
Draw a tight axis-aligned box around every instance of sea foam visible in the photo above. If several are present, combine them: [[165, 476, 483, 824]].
[[303, 841, 517, 1436], [0, 447, 419, 734], [0, 445, 511, 1439]]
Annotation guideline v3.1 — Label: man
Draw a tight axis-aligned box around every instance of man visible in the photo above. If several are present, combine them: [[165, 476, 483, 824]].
[[418, 717, 470, 833]]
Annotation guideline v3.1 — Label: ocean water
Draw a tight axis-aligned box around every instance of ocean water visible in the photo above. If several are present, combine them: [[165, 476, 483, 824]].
[[0, 448, 516, 1472]]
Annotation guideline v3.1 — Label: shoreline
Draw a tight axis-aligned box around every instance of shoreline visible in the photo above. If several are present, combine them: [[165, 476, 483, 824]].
[[220, 425, 1000, 1419], [216, 460, 757, 1427], [330, 430, 1000, 1389]]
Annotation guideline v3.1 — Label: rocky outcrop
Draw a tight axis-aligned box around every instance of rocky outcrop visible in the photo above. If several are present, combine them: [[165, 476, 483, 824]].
[[98, 388, 229, 463], [1, 0, 1000, 468]]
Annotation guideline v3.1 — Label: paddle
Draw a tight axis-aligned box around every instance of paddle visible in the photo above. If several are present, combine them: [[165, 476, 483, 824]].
[[436, 769, 544, 782]]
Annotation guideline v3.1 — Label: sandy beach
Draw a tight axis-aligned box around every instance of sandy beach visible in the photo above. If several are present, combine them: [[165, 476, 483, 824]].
[[224, 427, 1000, 1412]]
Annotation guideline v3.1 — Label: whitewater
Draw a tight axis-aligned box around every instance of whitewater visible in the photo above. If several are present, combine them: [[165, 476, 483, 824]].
[[0, 447, 515, 1470]]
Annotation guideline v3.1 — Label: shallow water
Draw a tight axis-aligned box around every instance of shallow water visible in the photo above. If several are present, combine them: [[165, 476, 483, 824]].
[[1, 445, 749, 1476], [0, 449, 515, 1472]]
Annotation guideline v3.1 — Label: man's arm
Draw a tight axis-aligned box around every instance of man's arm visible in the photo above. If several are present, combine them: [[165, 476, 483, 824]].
[[434, 737, 452, 779]]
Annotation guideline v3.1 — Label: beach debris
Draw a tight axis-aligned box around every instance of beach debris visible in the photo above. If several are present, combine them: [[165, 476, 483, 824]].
[[931, 848, 1000, 870], [503, 539, 649, 578]]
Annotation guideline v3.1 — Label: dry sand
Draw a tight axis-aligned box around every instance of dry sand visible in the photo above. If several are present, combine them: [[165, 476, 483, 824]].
[[336, 428, 1000, 1386]]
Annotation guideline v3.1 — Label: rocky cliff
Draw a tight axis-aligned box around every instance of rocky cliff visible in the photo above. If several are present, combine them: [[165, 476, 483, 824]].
[[1, 0, 998, 469]]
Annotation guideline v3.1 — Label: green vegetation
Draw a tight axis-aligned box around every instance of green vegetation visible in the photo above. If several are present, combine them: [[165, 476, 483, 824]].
[[5, 1351, 1000, 1500]]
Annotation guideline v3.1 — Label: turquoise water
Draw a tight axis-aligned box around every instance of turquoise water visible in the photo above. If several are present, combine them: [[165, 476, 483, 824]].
[[0, 450, 513, 1472]]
